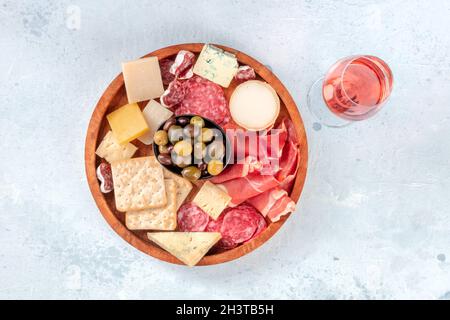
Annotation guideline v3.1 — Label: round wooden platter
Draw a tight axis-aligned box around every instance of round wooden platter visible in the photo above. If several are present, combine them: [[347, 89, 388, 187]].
[[85, 43, 308, 266]]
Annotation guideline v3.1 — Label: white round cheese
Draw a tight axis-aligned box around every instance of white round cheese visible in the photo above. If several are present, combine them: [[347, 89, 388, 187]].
[[230, 80, 280, 131]]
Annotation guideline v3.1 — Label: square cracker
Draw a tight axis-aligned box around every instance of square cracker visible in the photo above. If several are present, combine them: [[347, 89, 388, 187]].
[[125, 179, 177, 230], [163, 169, 193, 209], [111, 156, 166, 212], [95, 130, 137, 163]]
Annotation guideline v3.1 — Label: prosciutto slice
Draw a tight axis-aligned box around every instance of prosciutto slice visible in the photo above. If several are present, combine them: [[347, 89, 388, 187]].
[[276, 140, 299, 192], [247, 187, 296, 222], [211, 156, 261, 184], [217, 172, 279, 206]]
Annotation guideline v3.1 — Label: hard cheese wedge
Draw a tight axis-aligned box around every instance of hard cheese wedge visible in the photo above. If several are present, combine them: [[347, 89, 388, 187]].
[[193, 44, 238, 88], [95, 131, 137, 163], [192, 181, 231, 220], [230, 80, 280, 131], [147, 232, 221, 266], [138, 100, 173, 145], [106, 103, 149, 145], [122, 56, 165, 103]]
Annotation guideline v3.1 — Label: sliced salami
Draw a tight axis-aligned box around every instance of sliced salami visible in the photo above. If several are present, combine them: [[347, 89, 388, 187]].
[[234, 65, 256, 82], [160, 79, 186, 109], [175, 76, 230, 125], [96, 163, 113, 193], [177, 202, 210, 232], [220, 204, 258, 244], [243, 203, 267, 241], [159, 58, 175, 85], [170, 50, 195, 79]]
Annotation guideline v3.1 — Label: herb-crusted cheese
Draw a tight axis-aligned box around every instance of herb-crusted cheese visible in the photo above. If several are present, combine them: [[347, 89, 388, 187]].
[[147, 232, 221, 266], [193, 44, 238, 88]]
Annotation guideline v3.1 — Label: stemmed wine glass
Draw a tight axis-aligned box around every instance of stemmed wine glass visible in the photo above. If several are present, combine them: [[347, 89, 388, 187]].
[[307, 55, 394, 127]]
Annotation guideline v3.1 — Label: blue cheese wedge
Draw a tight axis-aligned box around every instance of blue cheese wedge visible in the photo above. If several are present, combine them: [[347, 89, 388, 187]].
[[193, 44, 238, 88], [147, 232, 221, 266], [192, 181, 231, 219]]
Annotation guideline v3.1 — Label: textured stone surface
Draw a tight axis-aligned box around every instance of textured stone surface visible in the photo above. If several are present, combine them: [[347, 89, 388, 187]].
[[0, 0, 449, 299]]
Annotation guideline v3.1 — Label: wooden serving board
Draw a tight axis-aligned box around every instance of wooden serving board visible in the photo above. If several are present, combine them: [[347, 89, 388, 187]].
[[85, 43, 308, 266]]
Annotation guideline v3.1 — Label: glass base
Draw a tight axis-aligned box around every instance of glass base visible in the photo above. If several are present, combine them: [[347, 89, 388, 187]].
[[307, 77, 352, 128]]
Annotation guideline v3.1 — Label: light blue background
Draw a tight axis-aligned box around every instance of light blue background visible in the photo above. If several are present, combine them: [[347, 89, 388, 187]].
[[0, 0, 449, 299]]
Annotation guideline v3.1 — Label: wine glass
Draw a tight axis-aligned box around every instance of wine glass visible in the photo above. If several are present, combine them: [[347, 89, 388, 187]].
[[307, 55, 394, 128]]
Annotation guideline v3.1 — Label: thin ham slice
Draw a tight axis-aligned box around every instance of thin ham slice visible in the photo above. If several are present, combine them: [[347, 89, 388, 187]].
[[217, 172, 279, 206], [246, 188, 288, 217], [267, 194, 296, 222], [247, 188, 296, 222], [276, 140, 299, 192], [211, 156, 261, 184]]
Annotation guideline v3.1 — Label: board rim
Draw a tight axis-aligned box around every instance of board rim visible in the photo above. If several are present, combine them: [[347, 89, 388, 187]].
[[85, 43, 308, 266]]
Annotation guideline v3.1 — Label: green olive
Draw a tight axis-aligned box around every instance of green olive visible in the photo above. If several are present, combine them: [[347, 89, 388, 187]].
[[154, 130, 168, 146], [193, 142, 206, 160], [173, 140, 193, 156], [181, 166, 201, 181], [171, 153, 191, 168], [206, 141, 225, 161], [190, 116, 205, 127], [183, 124, 196, 139], [201, 128, 214, 143], [207, 159, 224, 176], [168, 125, 183, 144]]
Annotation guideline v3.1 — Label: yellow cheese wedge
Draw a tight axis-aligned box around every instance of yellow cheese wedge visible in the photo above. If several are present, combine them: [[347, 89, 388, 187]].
[[106, 103, 149, 145], [147, 232, 221, 266], [230, 80, 280, 131]]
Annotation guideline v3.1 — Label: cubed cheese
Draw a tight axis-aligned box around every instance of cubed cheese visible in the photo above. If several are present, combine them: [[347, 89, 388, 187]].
[[192, 181, 231, 219], [193, 44, 238, 88], [122, 57, 165, 103], [95, 131, 138, 163], [106, 103, 149, 145]]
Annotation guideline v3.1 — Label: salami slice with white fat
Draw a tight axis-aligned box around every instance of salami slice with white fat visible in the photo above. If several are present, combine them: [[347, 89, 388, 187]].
[[170, 50, 195, 80], [175, 76, 230, 124], [96, 163, 113, 193], [243, 204, 267, 241], [160, 79, 186, 108], [177, 202, 210, 232], [220, 204, 258, 244], [234, 65, 256, 82], [159, 58, 175, 85]]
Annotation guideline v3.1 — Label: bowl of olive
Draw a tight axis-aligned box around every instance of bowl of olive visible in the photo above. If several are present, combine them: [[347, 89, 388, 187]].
[[153, 115, 231, 181]]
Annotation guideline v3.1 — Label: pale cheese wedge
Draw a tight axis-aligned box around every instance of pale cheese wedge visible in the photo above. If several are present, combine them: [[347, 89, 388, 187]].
[[138, 100, 173, 145], [147, 232, 221, 266], [192, 181, 231, 220]]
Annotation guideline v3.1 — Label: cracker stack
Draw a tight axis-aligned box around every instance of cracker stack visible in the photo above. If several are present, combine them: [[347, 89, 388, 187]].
[[110, 156, 192, 231]]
